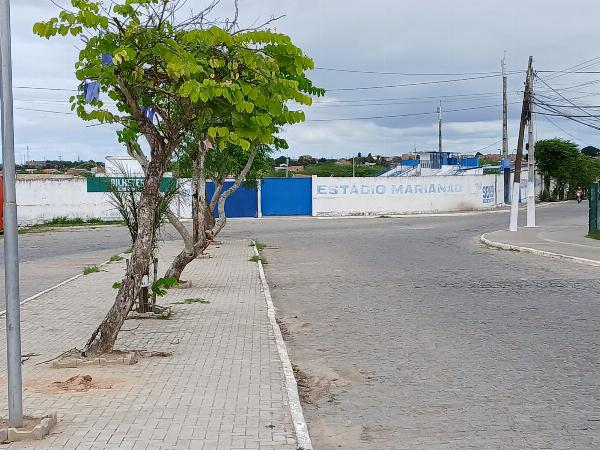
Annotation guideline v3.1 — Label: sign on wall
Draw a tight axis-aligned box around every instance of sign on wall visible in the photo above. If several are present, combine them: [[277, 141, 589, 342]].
[[312, 175, 499, 216], [87, 177, 176, 193]]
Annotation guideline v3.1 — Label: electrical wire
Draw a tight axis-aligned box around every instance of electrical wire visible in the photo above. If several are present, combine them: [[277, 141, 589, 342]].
[[314, 67, 521, 76], [306, 103, 505, 122], [326, 74, 502, 92]]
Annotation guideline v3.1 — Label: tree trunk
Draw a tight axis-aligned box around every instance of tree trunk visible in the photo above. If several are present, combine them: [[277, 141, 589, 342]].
[[85, 145, 170, 356], [165, 146, 208, 281], [544, 176, 551, 193], [212, 146, 258, 237]]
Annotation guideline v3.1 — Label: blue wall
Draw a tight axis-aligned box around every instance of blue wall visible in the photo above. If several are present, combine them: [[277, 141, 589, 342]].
[[261, 177, 312, 216], [206, 181, 257, 218]]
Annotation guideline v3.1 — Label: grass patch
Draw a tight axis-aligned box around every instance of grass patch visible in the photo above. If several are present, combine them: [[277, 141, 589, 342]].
[[587, 230, 600, 240], [253, 241, 267, 250], [20, 217, 123, 234], [123, 246, 133, 254], [249, 255, 268, 264], [83, 265, 100, 275], [173, 298, 210, 305], [110, 255, 124, 262]]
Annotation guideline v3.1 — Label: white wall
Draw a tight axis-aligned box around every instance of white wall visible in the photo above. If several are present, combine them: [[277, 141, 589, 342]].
[[16, 177, 193, 226], [16, 178, 119, 225], [312, 175, 502, 216]]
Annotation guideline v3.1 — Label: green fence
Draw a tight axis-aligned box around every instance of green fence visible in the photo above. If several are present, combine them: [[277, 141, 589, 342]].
[[590, 182, 599, 234]]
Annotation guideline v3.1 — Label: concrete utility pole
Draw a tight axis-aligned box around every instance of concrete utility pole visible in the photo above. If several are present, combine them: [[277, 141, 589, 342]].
[[352, 156, 355, 177], [502, 52, 508, 158], [509, 56, 533, 232], [285, 156, 289, 178], [437, 100, 442, 153], [502, 52, 511, 204], [0, 0, 24, 428], [526, 101, 536, 227]]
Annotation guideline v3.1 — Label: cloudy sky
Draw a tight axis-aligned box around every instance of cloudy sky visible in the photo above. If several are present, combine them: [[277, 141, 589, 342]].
[[6, 0, 600, 162]]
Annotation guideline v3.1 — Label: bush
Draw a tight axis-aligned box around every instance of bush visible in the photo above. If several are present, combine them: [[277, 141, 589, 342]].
[[539, 190, 552, 202]]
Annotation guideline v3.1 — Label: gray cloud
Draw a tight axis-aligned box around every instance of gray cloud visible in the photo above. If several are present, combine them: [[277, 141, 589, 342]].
[[6, 0, 600, 162]]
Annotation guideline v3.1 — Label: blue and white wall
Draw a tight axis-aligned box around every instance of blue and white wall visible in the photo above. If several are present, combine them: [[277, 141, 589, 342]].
[[15, 174, 507, 225]]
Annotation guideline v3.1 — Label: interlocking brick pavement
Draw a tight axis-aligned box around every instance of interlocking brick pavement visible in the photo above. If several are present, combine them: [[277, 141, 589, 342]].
[[0, 240, 297, 449]]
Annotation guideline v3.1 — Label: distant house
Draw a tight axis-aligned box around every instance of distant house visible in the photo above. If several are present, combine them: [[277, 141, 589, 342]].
[[25, 160, 46, 169], [336, 159, 351, 166], [364, 162, 377, 167], [42, 168, 60, 174], [66, 168, 88, 176], [274, 164, 304, 173], [91, 165, 106, 175]]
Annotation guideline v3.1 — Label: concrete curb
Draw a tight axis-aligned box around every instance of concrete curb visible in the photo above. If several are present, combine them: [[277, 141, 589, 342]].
[[481, 233, 600, 268], [251, 241, 313, 450], [0, 250, 130, 317]]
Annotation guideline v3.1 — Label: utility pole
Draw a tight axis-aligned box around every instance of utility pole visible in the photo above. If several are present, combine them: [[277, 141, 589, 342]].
[[502, 52, 511, 204], [509, 56, 533, 232], [502, 52, 508, 158], [352, 156, 355, 177], [526, 100, 536, 227], [285, 156, 289, 178], [437, 100, 442, 153], [0, 0, 24, 428]]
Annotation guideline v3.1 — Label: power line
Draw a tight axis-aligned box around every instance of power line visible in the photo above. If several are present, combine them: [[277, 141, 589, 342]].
[[306, 102, 506, 122], [15, 107, 74, 115], [314, 67, 521, 76], [326, 74, 502, 92], [474, 139, 502, 153], [536, 112, 585, 143], [535, 75, 600, 123], [14, 85, 77, 92]]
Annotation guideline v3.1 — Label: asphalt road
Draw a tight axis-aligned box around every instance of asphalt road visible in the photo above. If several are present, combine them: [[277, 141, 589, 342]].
[[0, 203, 596, 448], [222, 202, 600, 449], [0, 224, 180, 302]]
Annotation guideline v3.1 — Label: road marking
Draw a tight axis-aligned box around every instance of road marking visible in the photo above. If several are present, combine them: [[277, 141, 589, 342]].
[[252, 241, 313, 450], [0, 253, 123, 317]]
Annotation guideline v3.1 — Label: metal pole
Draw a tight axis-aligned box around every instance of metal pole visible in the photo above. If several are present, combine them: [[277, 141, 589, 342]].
[[0, 0, 24, 428], [285, 156, 289, 178], [437, 100, 442, 153], [352, 157, 355, 177]]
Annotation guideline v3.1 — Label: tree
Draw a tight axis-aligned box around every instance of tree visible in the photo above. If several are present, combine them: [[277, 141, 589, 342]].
[[116, 6, 322, 283], [536, 138, 600, 200], [274, 155, 288, 166], [35, 0, 313, 354], [162, 25, 320, 282], [582, 146, 600, 158]]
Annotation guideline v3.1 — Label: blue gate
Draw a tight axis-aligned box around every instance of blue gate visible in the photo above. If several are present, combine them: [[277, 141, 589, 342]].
[[206, 181, 258, 218], [261, 177, 312, 216]]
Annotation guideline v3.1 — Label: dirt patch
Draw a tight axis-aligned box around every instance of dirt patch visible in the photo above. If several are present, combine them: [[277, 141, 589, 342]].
[[293, 364, 368, 405], [52, 374, 109, 392], [277, 315, 311, 338], [21, 368, 132, 395]]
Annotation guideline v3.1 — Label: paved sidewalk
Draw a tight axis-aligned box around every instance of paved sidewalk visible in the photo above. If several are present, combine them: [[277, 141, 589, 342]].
[[0, 240, 298, 449], [483, 224, 600, 265]]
